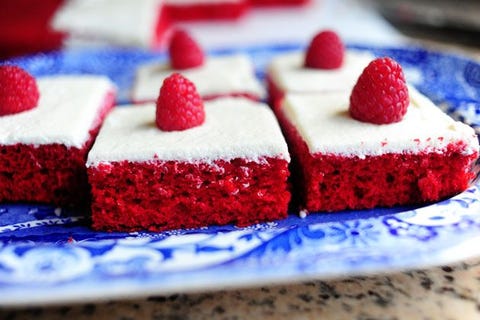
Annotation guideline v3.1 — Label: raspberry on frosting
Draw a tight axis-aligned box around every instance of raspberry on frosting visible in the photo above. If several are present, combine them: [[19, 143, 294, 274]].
[[168, 29, 205, 70], [304, 30, 345, 69], [0, 65, 39, 116], [156, 73, 205, 131], [349, 57, 409, 124]]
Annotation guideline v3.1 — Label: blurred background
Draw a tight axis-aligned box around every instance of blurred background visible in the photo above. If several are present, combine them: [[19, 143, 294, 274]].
[[0, 0, 479, 60], [371, 0, 480, 47]]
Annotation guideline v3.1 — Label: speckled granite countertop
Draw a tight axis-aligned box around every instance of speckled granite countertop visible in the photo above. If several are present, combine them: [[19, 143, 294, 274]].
[[2, 257, 479, 320]]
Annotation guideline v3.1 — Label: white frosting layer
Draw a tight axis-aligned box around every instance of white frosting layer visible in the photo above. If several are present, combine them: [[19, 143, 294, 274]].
[[132, 54, 265, 102], [87, 97, 289, 166], [52, 0, 163, 47], [268, 50, 374, 93], [0, 76, 115, 148], [165, 0, 243, 5], [282, 87, 479, 158]]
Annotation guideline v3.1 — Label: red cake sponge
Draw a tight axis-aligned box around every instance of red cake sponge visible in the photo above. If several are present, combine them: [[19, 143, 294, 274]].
[[89, 158, 290, 232]]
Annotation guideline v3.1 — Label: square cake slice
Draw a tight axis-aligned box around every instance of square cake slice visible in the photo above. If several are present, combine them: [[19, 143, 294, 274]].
[[278, 87, 479, 212], [267, 49, 374, 110], [51, 0, 170, 48], [132, 54, 265, 103], [0, 75, 116, 206], [164, 0, 248, 20], [87, 97, 290, 232]]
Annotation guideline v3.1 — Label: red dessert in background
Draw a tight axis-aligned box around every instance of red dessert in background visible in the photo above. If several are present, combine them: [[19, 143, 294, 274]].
[[51, 0, 171, 49], [266, 30, 374, 111], [164, 0, 249, 21], [0, 0, 65, 58], [131, 29, 265, 103], [251, 0, 310, 6]]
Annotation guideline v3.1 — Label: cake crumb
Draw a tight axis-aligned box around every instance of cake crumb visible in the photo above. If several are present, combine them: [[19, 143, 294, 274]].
[[54, 207, 62, 216], [299, 209, 308, 219]]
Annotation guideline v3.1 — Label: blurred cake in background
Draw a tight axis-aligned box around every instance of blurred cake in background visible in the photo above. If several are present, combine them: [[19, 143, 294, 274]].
[[251, 0, 310, 6], [0, 0, 65, 59], [132, 29, 265, 103], [164, 0, 249, 20], [51, 0, 170, 49], [0, 0, 320, 59], [266, 30, 374, 110], [133, 54, 265, 102]]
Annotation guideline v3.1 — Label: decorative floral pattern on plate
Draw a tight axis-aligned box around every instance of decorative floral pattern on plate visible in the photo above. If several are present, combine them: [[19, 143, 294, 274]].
[[0, 45, 479, 306]]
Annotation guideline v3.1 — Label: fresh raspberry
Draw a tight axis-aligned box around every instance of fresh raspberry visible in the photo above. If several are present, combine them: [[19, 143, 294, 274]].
[[349, 57, 409, 124], [304, 30, 344, 69], [0, 65, 39, 116], [156, 73, 205, 131], [168, 29, 204, 70]]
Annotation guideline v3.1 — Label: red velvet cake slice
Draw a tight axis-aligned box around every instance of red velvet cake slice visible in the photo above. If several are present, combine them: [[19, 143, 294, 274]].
[[266, 30, 374, 110], [278, 84, 479, 213], [132, 54, 265, 103], [132, 30, 265, 103], [87, 96, 291, 232], [51, 0, 170, 48], [0, 69, 116, 207], [164, 0, 248, 20]]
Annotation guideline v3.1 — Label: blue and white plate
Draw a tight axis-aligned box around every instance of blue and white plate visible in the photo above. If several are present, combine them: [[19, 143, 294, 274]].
[[1, 44, 480, 306]]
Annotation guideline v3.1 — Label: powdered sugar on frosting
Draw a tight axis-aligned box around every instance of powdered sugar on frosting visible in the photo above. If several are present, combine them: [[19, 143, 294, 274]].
[[0, 75, 115, 148], [52, 0, 163, 47], [282, 87, 479, 158], [87, 97, 289, 166], [132, 54, 265, 102], [268, 50, 374, 93]]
